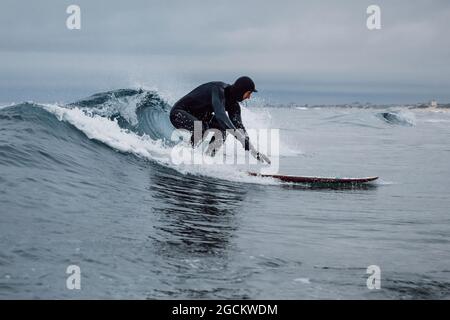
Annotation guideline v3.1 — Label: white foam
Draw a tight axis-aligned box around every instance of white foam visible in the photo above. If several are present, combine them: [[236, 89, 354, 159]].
[[0, 102, 17, 109], [395, 109, 417, 126], [43, 103, 170, 162], [294, 278, 310, 284], [41, 104, 280, 185], [423, 119, 450, 123], [375, 179, 396, 186]]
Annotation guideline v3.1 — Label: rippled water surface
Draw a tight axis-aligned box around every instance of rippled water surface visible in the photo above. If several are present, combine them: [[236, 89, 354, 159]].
[[1, 91, 449, 298]]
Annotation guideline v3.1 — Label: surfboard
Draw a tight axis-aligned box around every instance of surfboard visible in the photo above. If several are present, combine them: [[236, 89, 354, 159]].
[[248, 172, 378, 184]]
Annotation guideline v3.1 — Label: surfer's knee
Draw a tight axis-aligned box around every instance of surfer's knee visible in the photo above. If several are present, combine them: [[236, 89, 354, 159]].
[[169, 109, 179, 127], [170, 109, 187, 130]]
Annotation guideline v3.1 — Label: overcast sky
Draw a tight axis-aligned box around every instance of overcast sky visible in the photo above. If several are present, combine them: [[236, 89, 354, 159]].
[[1, 0, 449, 104]]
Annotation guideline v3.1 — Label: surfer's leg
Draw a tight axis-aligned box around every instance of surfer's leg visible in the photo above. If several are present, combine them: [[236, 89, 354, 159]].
[[170, 109, 206, 146]]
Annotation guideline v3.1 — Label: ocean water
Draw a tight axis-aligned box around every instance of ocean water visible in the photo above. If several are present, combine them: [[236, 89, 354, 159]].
[[0, 89, 449, 299]]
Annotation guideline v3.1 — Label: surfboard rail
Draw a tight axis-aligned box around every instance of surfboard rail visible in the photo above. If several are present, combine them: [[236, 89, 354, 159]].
[[248, 172, 379, 184]]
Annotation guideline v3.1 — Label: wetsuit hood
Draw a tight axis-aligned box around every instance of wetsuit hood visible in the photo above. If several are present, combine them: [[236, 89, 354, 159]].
[[228, 76, 257, 102]]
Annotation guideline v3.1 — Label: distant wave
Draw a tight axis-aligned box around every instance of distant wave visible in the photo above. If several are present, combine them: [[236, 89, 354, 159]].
[[377, 110, 416, 126]]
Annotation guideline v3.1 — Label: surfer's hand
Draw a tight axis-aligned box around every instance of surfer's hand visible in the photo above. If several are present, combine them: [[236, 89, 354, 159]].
[[257, 152, 271, 165], [250, 149, 271, 164]]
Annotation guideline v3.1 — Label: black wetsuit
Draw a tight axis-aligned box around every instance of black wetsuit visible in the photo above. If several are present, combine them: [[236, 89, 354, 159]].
[[170, 81, 249, 149]]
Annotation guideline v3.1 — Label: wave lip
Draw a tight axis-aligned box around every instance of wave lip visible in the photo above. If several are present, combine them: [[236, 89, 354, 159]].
[[69, 88, 173, 140]]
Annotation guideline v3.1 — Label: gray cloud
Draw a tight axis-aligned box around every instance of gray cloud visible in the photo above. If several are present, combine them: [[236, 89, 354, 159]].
[[1, 0, 449, 104]]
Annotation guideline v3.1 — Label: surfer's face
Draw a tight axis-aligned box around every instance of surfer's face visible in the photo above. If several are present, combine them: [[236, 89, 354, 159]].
[[243, 91, 252, 101]]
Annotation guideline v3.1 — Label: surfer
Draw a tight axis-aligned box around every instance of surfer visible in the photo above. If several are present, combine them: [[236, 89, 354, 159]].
[[170, 76, 271, 164]]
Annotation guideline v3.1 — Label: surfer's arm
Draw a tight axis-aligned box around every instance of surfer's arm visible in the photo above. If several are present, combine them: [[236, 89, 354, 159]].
[[228, 103, 251, 151], [211, 86, 270, 164], [211, 86, 247, 145]]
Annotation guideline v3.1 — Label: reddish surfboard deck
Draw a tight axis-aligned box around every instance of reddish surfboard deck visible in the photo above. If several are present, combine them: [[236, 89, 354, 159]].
[[248, 172, 378, 184]]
